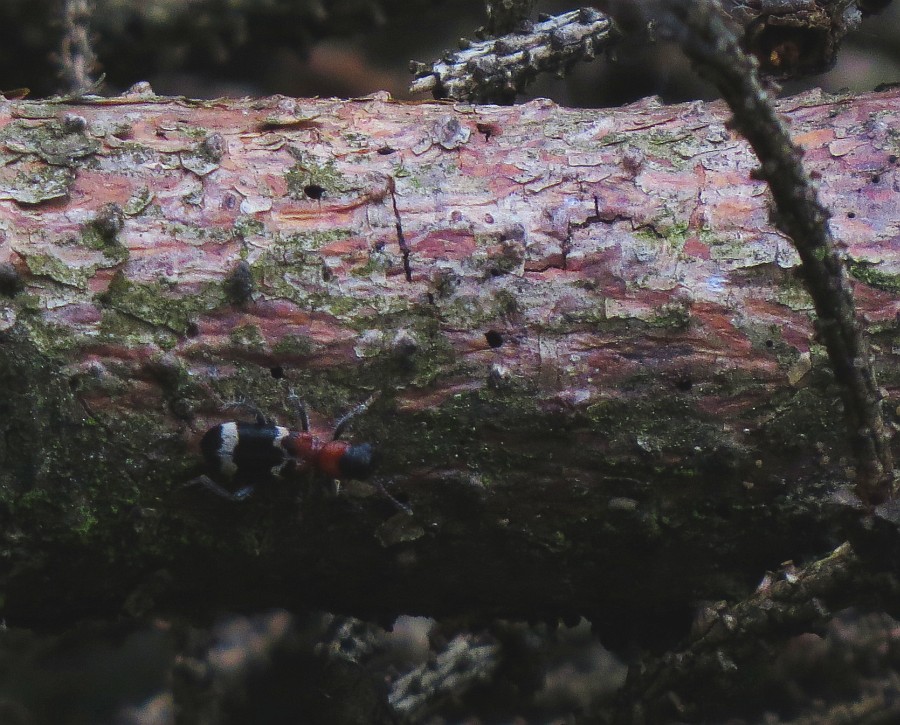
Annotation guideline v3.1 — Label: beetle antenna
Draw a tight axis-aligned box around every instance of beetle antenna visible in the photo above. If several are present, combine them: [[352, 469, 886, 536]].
[[332, 393, 379, 440]]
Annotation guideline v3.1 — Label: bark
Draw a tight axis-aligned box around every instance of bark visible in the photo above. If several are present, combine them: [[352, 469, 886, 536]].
[[0, 87, 898, 636]]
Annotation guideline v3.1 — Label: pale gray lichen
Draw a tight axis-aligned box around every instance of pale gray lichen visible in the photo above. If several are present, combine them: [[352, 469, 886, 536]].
[[0, 165, 75, 204]]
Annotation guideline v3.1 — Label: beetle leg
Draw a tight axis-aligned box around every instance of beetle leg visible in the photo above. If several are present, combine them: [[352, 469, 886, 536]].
[[224, 398, 271, 425], [287, 390, 310, 432], [186, 474, 255, 501], [230, 486, 255, 501], [372, 479, 412, 514]]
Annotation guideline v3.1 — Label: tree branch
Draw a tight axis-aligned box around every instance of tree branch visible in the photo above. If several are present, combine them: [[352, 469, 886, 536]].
[[410, 8, 615, 102], [0, 89, 898, 631]]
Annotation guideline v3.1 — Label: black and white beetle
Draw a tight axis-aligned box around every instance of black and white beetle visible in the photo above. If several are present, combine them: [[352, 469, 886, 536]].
[[192, 394, 409, 512]]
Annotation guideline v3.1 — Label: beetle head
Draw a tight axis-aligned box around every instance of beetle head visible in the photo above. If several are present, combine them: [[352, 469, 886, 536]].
[[339, 442, 376, 479]]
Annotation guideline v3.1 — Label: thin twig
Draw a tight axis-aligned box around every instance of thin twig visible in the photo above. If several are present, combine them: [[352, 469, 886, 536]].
[[613, 542, 892, 722], [599, 0, 894, 504], [59, 0, 99, 95], [409, 8, 615, 103]]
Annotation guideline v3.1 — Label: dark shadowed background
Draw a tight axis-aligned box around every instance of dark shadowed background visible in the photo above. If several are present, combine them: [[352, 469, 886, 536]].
[[0, 1, 897, 104]]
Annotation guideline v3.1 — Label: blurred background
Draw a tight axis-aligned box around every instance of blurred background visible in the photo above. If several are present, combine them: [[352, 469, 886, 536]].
[[0, 0, 898, 104]]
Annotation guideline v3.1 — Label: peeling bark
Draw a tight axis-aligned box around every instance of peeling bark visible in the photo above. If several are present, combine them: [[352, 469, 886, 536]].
[[0, 88, 898, 633]]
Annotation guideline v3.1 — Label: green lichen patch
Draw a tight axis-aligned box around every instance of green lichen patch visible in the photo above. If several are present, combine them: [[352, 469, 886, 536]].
[[0, 117, 100, 165], [0, 165, 74, 204], [705, 232, 782, 265], [258, 114, 321, 131], [426, 278, 522, 330], [13, 315, 84, 358], [233, 215, 266, 240], [285, 148, 354, 199], [180, 133, 225, 177], [760, 375, 844, 454], [253, 251, 323, 299], [548, 301, 608, 332], [282, 228, 354, 252], [349, 253, 391, 278], [0, 328, 178, 566], [775, 278, 815, 311], [647, 301, 692, 329], [380, 384, 748, 494], [95, 272, 222, 336], [391, 160, 412, 179], [106, 142, 158, 168], [10, 103, 58, 120], [78, 203, 128, 263], [124, 186, 154, 216], [79, 232, 128, 263], [272, 334, 320, 357], [585, 394, 733, 465], [740, 321, 806, 369], [464, 232, 527, 278], [585, 126, 697, 170], [228, 323, 268, 352], [631, 221, 691, 256], [96, 309, 177, 350], [597, 297, 692, 331], [24, 253, 91, 289], [161, 221, 232, 247], [434, 293, 492, 329], [377, 328, 462, 390], [71, 504, 100, 537], [647, 128, 693, 149], [849, 260, 900, 294], [250, 232, 365, 317]]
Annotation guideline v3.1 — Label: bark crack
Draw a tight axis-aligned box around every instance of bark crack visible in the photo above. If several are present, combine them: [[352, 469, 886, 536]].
[[388, 176, 412, 282]]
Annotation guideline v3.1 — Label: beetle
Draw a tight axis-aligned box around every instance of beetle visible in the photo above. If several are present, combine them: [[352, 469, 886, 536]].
[[192, 394, 409, 512]]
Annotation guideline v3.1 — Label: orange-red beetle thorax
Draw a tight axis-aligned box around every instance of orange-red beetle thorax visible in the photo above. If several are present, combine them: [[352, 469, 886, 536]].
[[281, 431, 320, 470], [317, 440, 351, 478], [281, 432, 350, 478]]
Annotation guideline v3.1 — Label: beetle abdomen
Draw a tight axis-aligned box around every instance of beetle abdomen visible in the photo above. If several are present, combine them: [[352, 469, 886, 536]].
[[200, 422, 291, 483]]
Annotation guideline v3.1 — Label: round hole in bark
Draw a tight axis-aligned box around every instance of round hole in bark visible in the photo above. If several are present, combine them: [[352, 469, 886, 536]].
[[270, 365, 284, 379], [304, 184, 326, 200], [0, 262, 22, 297], [676, 377, 693, 392], [484, 330, 504, 348]]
